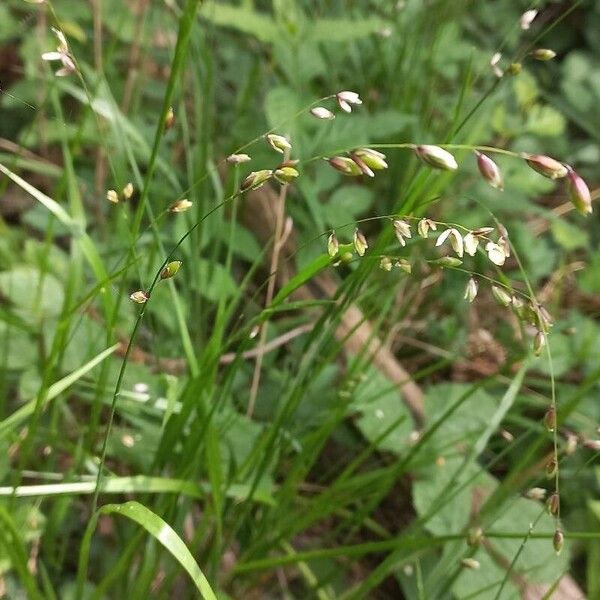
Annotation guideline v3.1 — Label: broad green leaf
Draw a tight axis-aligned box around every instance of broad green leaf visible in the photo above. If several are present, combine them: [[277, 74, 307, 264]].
[[196, 259, 239, 303], [323, 185, 374, 228], [551, 218, 589, 251], [199, 4, 277, 43], [265, 86, 301, 130], [0, 267, 64, 325], [514, 70, 539, 107], [0, 324, 36, 370], [421, 383, 497, 456], [350, 365, 411, 453], [526, 104, 566, 137], [312, 18, 388, 42], [199, 5, 387, 44], [535, 332, 574, 377]]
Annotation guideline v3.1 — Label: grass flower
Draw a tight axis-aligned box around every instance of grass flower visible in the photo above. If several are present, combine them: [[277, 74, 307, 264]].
[[464, 278, 478, 302], [415, 145, 458, 171], [336, 90, 362, 113], [520, 9, 538, 30], [310, 106, 335, 120], [475, 151, 503, 190], [328, 156, 362, 176], [266, 134, 291, 154], [353, 229, 368, 256], [393, 219, 412, 246], [436, 228, 463, 257], [42, 28, 76, 77]]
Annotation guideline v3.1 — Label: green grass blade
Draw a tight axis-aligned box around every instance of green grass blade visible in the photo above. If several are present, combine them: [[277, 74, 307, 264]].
[[0, 344, 119, 440], [0, 506, 44, 599], [0, 475, 274, 505], [77, 501, 218, 600]]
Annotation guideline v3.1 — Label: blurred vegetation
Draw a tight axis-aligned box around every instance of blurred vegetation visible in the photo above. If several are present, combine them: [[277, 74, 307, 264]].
[[0, 0, 599, 598]]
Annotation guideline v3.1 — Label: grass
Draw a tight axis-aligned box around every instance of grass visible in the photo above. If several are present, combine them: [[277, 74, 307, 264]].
[[0, 0, 599, 598]]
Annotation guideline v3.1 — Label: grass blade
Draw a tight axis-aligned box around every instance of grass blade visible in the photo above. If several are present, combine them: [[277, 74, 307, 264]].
[[77, 501, 218, 600]]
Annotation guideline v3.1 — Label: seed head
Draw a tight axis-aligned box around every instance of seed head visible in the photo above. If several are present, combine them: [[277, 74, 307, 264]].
[[525, 487, 547, 501], [432, 256, 462, 268], [273, 166, 299, 184], [490, 52, 503, 78], [553, 529, 564, 554], [547, 492, 560, 516], [532, 48, 557, 61], [340, 251, 354, 264], [122, 183, 134, 201], [463, 232, 479, 256], [241, 169, 272, 191], [106, 189, 119, 204], [353, 148, 388, 171], [508, 62, 522, 76], [544, 405, 556, 432], [417, 218, 437, 238], [165, 106, 175, 130], [395, 259, 412, 273], [310, 106, 335, 120], [460, 558, 480, 570], [464, 278, 478, 303], [545, 456, 558, 479], [524, 154, 568, 179], [266, 134, 291, 154], [415, 145, 458, 171], [393, 219, 412, 246], [350, 153, 374, 177], [520, 9, 538, 30], [565, 434, 578, 455], [41, 28, 76, 77], [534, 330, 547, 357], [492, 285, 512, 307], [227, 153, 252, 164], [436, 228, 464, 257], [583, 439, 600, 451], [129, 290, 149, 304], [498, 235, 511, 259], [535, 304, 554, 330], [169, 199, 193, 213], [160, 260, 182, 280], [380, 257, 393, 272], [327, 232, 339, 257], [475, 151, 504, 190], [335, 90, 362, 113], [327, 156, 362, 176], [471, 227, 494, 237], [467, 527, 483, 547], [567, 170, 592, 215], [485, 242, 507, 266], [353, 229, 368, 256]]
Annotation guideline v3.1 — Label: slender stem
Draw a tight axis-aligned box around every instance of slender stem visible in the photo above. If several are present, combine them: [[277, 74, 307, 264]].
[[91, 192, 240, 512], [247, 157, 290, 417]]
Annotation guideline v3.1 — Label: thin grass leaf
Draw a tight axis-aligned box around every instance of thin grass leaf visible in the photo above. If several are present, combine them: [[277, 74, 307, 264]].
[[271, 254, 331, 307], [0, 507, 44, 599], [77, 501, 218, 600], [0, 344, 119, 440]]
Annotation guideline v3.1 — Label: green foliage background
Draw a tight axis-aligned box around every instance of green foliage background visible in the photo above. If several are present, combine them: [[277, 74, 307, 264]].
[[0, 0, 598, 598]]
